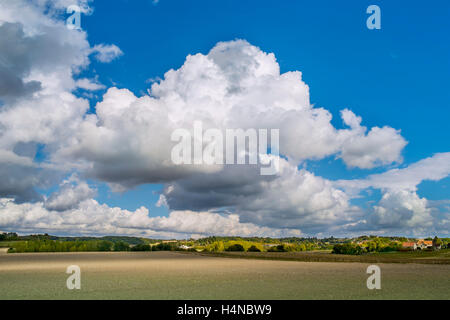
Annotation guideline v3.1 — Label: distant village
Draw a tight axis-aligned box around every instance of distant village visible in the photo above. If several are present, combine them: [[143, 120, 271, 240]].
[[354, 237, 444, 251], [401, 239, 441, 251]]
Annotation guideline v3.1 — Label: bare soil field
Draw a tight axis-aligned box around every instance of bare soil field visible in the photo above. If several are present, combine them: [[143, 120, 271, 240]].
[[0, 251, 449, 300]]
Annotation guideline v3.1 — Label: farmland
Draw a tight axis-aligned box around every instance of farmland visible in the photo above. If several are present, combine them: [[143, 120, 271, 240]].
[[0, 250, 449, 300]]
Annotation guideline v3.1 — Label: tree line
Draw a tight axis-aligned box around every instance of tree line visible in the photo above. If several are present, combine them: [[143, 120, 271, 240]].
[[6, 240, 192, 253]]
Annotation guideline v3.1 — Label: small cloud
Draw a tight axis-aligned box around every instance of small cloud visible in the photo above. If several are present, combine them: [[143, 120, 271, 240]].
[[75, 77, 106, 91], [90, 44, 123, 63], [156, 194, 168, 208], [145, 76, 162, 84]]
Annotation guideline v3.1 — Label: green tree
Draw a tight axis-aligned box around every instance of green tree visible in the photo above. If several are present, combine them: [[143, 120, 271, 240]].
[[332, 243, 364, 255], [247, 245, 261, 252], [131, 244, 151, 251], [226, 244, 245, 252], [113, 241, 130, 251], [433, 236, 443, 248], [208, 241, 225, 252], [98, 240, 113, 251], [268, 245, 287, 252]]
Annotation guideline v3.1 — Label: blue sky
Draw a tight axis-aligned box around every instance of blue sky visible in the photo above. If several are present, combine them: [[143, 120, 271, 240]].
[[79, 0, 450, 212], [0, 0, 449, 238]]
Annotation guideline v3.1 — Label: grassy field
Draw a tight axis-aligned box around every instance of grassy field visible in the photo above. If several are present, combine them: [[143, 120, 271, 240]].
[[0, 241, 20, 248], [198, 249, 450, 265], [0, 250, 449, 300]]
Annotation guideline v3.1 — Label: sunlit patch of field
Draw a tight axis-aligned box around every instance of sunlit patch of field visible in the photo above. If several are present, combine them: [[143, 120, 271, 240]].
[[0, 251, 449, 300]]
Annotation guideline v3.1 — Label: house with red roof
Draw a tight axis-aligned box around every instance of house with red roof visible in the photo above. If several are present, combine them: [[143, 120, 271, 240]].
[[417, 240, 433, 250], [401, 242, 417, 250]]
